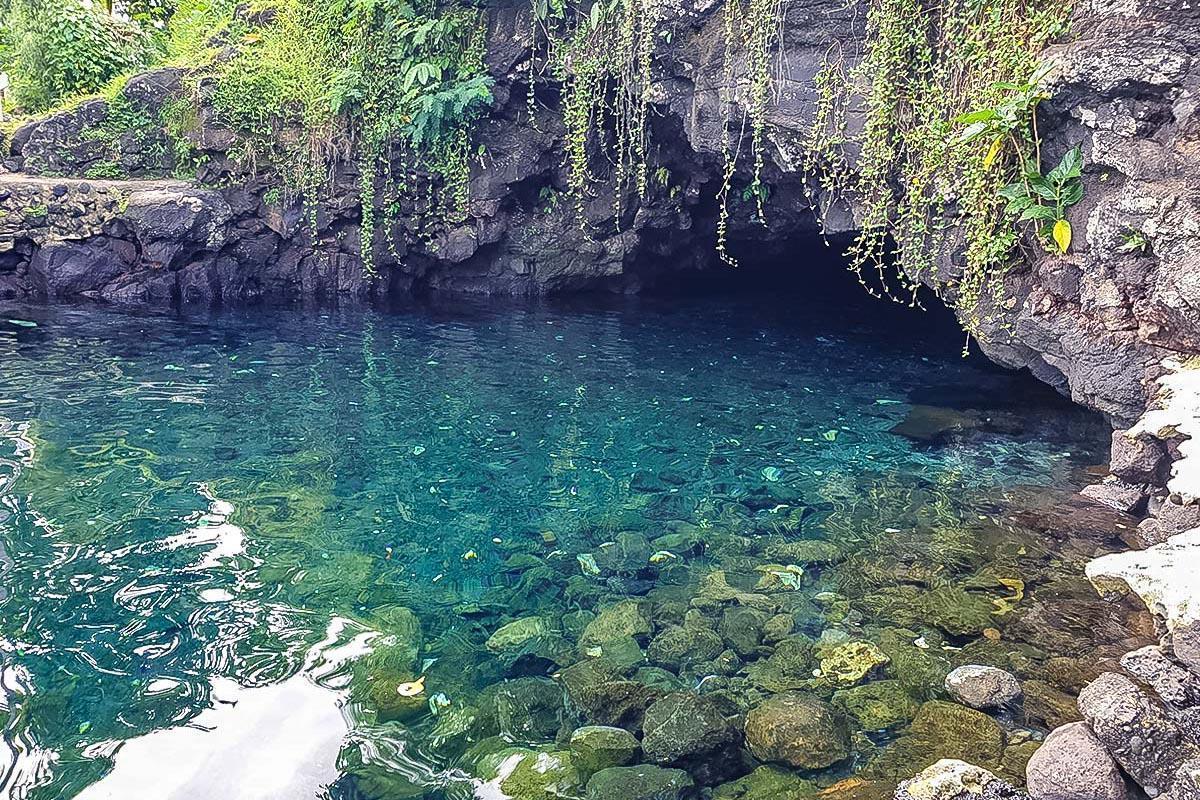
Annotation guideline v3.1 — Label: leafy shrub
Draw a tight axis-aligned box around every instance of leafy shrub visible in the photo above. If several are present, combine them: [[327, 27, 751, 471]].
[[6, 0, 153, 111]]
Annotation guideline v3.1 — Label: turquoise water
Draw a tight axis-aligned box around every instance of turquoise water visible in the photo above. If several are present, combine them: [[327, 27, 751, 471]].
[[0, 293, 1129, 798]]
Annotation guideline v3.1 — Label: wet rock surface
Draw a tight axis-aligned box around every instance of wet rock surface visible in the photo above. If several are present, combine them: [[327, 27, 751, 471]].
[[1025, 722, 1127, 800], [945, 665, 1023, 710]]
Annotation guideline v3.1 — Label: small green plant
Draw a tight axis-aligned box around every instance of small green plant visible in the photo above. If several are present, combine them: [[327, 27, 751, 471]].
[[25, 203, 48, 216], [1118, 229, 1149, 254], [996, 145, 1084, 254], [84, 161, 126, 180]]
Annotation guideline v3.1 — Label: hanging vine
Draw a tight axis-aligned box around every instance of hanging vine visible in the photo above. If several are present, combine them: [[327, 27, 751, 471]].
[[804, 0, 1075, 333]]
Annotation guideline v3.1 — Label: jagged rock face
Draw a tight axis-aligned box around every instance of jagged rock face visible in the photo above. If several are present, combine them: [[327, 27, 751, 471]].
[[0, 0, 1197, 425], [972, 0, 1200, 424]]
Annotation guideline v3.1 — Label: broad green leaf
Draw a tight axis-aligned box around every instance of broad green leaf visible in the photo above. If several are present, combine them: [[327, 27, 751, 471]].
[[1053, 218, 1072, 253], [1019, 204, 1057, 222]]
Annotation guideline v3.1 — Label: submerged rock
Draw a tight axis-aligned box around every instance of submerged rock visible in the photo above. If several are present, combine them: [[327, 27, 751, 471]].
[[864, 701, 1006, 781], [744, 692, 851, 770], [831, 680, 920, 731], [472, 745, 585, 800], [586, 765, 696, 800], [944, 665, 1022, 709], [582, 600, 652, 647], [817, 640, 890, 688], [569, 725, 640, 775], [1025, 722, 1127, 800], [487, 616, 552, 654], [711, 765, 816, 800], [642, 693, 743, 783], [747, 636, 816, 692], [648, 621, 725, 671], [489, 677, 566, 744], [894, 759, 1023, 800]]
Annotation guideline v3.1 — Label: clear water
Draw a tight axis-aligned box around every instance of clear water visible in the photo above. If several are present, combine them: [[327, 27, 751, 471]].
[[0, 291, 1130, 799]]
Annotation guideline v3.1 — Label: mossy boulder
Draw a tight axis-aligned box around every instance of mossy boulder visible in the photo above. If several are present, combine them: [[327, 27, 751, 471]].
[[711, 765, 817, 800], [744, 692, 851, 770], [373, 605, 423, 673], [586, 765, 696, 800], [832, 680, 920, 731], [642, 692, 742, 783], [875, 629, 952, 698], [920, 586, 998, 636], [484, 677, 565, 744], [764, 540, 844, 565], [487, 616, 552, 654], [569, 725, 640, 775], [747, 636, 816, 693], [720, 606, 770, 656], [472, 744, 585, 800], [648, 621, 724, 670], [862, 700, 1005, 780], [582, 600, 651, 647], [817, 641, 890, 688]]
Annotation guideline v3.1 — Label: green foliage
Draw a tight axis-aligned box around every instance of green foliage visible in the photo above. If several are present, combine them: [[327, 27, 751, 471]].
[[996, 145, 1083, 254], [5, 0, 153, 111], [200, 0, 493, 270], [531, 0, 663, 225], [1118, 228, 1149, 255], [806, 0, 1076, 333]]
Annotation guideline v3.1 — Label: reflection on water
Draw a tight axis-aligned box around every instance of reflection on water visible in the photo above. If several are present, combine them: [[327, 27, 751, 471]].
[[0, 294, 1145, 799]]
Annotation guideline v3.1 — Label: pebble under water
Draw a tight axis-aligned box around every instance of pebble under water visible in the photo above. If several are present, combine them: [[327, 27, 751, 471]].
[[0, 291, 1151, 800]]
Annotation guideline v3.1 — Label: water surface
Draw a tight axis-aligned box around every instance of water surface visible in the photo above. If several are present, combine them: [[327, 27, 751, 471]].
[[0, 292, 1136, 798]]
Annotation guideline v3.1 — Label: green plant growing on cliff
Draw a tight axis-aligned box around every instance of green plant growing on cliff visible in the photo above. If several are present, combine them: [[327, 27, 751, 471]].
[[529, 0, 664, 226], [805, 0, 1074, 335], [195, 0, 493, 272]]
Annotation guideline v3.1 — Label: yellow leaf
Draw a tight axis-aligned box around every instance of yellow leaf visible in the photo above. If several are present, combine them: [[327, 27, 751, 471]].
[[1053, 218, 1072, 253], [983, 136, 1003, 170]]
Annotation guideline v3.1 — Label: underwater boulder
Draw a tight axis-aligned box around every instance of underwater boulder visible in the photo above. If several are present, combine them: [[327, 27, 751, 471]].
[[373, 606, 424, 674], [470, 743, 585, 800], [642, 692, 744, 783], [744, 692, 851, 770], [581, 600, 652, 647], [874, 628, 952, 698], [647, 615, 725, 671], [569, 725, 640, 775], [831, 680, 920, 732], [719, 606, 770, 657], [486, 677, 566, 745], [863, 700, 1006, 780], [560, 660, 662, 732], [486, 616, 553, 654], [592, 532, 653, 574], [944, 665, 1022, 710], [710, 765, 816, 800], [585, 765, 696, 800], [1021, 680, 1082, 730], [764, 540, 844, 565], [746, 636, 818, 693], [816, 641, 890, 688]]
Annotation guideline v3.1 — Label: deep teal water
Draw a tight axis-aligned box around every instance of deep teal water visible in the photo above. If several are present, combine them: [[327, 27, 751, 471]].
[[0, 293, 1118, 798]]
